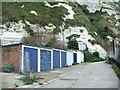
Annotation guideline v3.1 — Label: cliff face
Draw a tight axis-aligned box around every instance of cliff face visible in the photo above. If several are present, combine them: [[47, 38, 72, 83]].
[[1, 1, 120, 58]]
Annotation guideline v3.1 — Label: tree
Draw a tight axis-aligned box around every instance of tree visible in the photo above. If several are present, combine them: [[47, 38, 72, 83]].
[[68, 39, 79, 50], [21, 32, 56, 46], [21, 31, 67, 49]]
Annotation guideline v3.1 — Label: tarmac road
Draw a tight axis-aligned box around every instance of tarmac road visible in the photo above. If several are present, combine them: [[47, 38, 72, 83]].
[[18, 61, 119, 89], [37, 62, 119, 88]]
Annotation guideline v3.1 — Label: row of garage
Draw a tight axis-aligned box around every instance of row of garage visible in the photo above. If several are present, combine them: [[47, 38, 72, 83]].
[[21, 45, 84, 73]]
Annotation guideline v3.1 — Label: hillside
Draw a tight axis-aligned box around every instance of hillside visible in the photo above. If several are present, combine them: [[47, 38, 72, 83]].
[[1, 1, 120, 58]]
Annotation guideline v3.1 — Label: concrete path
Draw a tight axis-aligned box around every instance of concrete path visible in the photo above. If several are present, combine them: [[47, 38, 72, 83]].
[[19, 61, 119, 88], [0, 72, 25, 89]]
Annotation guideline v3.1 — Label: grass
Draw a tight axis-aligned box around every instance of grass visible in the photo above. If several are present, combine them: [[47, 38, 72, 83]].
[[111, 63, 120, 79], [2, 2, 119, 50], [2, 2, 68, 26], [106, 61, 120, 79]]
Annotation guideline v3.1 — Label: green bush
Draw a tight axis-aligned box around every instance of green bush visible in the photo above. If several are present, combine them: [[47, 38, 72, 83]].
[[15, 83, 19, 87], [67, 39, 79, 50], [24, 24, 36, 36], [90, 58, 105, 62], [53, 27, 61, 34], [3, 64, 14, 68], [80, 5, 90, 15], [83, 50, 105, 62], [72, 63, 76, 65], [88, 39, 101, 45], [2, 64, 15, 72], [90, 40, 96, 45], [83, 50, 94, 62], [65, 19, 85, 27], [65, 65, 69, 67], [111, 64, 120, 79], [93, 51, 99, 58], [72, 63, 79, 65], [26, 75, 38, 85]]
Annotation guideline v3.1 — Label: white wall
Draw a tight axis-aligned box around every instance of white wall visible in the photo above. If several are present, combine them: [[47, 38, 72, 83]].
[[77, 51, 84, 63]]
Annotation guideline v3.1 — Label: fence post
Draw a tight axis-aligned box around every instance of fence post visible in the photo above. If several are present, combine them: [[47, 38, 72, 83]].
[[25, 52, 30, 80]]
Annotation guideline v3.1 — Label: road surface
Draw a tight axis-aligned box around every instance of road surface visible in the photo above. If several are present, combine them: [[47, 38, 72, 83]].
[[37, 62, 119, 88], [19, 61, 119, 88]]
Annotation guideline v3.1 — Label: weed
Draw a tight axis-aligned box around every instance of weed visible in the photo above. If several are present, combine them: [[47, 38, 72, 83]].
[[15, 83, 19, 87], [65, 65, 69, 67], [26, 75, 38, 85], [72, 63, 76, 65]]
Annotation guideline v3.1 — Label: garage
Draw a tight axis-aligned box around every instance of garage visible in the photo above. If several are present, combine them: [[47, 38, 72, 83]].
[[40, 49, 52, 71], [23, 46, 38, 72], [61, 51, 67, 67], [67, 51, 73, 66], [53, 49, 61, 68]]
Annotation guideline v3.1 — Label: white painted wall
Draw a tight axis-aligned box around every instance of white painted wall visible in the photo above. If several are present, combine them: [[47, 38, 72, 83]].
[[1, 31, 23, 45], [77, 51, 84, 63]]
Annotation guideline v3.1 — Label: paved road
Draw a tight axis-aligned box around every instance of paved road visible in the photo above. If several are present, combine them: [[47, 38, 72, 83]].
[[36, 62, 119, 88], [19, 62, 119, 88]]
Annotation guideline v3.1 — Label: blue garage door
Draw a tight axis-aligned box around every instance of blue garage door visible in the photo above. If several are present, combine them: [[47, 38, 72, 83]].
[[74, 53, 77, 63], [24, 47, 38, 72], [67, 52, 73, 66], [40, 50, 51, 71], [61, 51, 66, 67], [53, 50, 60, 68]]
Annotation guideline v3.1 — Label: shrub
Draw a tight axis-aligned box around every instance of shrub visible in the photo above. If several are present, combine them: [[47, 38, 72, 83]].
[[90, 58, 105, 62], [68, 39, 79, 50], [15, 83, 19, 87], [65, 19, 85, 27], [83, 49, 105, 62], [93, 51, 99, 58], [111, 64, 120, 79], [72, 63, 76, 65], [3, 64, 14, 68], [26, 75, 38, 85], [72, 63, 79, 65], [45, 38, 56, 47], [65, 65, 69, 67], [24, 24, 36, 36], [80, 30, 83, 33], [80, 5, 90, 15], [83, 50, 94, 62], [89, 39, 101, 45], [49, 2, 59, 5], [90, 40, 96, 45], [53, 27, 61, 34], [2, 64, 14, 72]]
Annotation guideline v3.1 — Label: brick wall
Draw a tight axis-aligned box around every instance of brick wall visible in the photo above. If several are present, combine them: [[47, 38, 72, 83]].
[[1, 44, 22, 72]]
